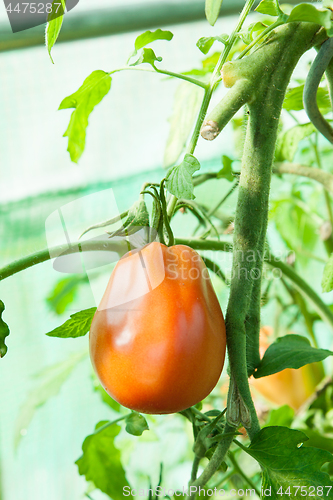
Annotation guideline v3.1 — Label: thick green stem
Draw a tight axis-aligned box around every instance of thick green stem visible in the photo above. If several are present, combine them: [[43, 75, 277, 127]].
[[303, 37, 333, 144], [3, 237, 333, 333], [190, 455, 201, 483], [215, 23, 324, 437], [0, 240, 125, 281]]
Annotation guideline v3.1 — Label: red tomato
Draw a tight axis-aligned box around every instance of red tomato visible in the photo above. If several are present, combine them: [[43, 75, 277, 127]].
[[89, 242, 226, 414]]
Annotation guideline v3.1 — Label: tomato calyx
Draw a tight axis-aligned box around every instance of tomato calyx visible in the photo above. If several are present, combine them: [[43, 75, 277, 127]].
[[140, 179, 175, 246]]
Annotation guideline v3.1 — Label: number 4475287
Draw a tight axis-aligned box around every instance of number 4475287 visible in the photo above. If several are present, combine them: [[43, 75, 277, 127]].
[[6, 3, 62, 14], [277, 486, 332, 496]]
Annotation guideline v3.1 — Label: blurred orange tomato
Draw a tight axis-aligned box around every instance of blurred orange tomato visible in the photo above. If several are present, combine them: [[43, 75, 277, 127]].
[[250, 326, 324, 410]]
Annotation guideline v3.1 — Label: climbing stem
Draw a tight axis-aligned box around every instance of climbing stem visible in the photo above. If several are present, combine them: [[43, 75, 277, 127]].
[[237, 19, 284, 60], [110, 65, 207, 89], [167, 0, 256, 215], [311, 133, 333, 255], [220, 22, 324, 436], [186, 424, 236, 500], [190, 455, 201, 483], [228, 451, 260, 497]]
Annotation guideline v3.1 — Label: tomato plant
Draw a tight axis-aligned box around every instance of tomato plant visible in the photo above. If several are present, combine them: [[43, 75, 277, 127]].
[[251, 327, 325, 410], [3, 0, 333, 498], [89, 242, 226, 414]]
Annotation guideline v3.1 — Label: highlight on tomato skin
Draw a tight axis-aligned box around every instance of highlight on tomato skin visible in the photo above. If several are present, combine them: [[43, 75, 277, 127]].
[[89, 242, 227, 415], [250, 326, 325, 411]]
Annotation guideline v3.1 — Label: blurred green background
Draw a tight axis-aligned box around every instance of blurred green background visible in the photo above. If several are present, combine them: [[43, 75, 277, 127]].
[[0, 1, 332, 499]]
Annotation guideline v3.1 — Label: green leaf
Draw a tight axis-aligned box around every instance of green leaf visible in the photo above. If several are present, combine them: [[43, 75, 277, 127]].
[[125, 412, 149, 436], [322, 253, 333, 292], [264, 405, 294, 428], [165, 154, 201, 200], [108, 200, 149, 237], [163, 82, 203, 168], [46, 275, 87, 315], [46, 307, 97, 338], [283, 85, 332, 113], [270, 197, 318, 258], [14, 349, 87, 448], [238, 21, 268, 45], [45, 0, 66, 63], [92, 373, 121, 412], [255, 0, 282, 16], [131, 48, 162, 67], [288, 4, 333, 30], [205, 0, 223, 26], [59, 70, 112, 163], [254, 335, 333, 378], [243, 427, 333, 499], [76, 421, 132, 500], [278, 122, 316, 162], [129, 29, 173, 59], [217, 155, 234, 182], [0, 300, 10, 358], [196, 35, 228, 55]]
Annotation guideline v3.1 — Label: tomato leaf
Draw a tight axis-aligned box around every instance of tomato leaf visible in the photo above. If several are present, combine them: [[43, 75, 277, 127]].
[[76, 421, 132, 500], [59, 70, 112, 163], [322, 253, 333, 293], [217, 155, 234, 182], [288, 4, 333, 31], [242, 427, 333, 499], [130, 48, 162, 68], [45, 0, 66, 64], [165, 154, 200, 200], [264, 405, 294, 428], [46, 307, 97, 338], [0, 300, 10, 358], [283, 85, 331, 113], [277, 122, 316, 162], [129, 29, 173, 60], [125, 412, 149, 436], [164, 82, 203, 168], [14, 349, 87, 448], [196, 35, 228, 55], [46, 275, 88, 315], [92, 373, 121, 412], [205, 0, 223, 26], [270, 198, 318, 260], [255, 0, 283, 17], [254, 335, 333, 378]]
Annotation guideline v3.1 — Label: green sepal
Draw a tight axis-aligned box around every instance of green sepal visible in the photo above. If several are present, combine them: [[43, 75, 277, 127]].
[[108, 200, 149, 238]]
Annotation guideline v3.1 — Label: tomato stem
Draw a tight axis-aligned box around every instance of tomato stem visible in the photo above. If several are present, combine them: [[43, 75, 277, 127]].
[[220, 22, 325, 438], [2, 237, 333, 331], [166, 0, 256, 221], [186, 424, 236, 500], [228, 451, 260, 497]]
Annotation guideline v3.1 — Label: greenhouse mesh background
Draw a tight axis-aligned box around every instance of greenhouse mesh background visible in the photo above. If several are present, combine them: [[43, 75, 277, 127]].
[[0, 5, 238, 497]]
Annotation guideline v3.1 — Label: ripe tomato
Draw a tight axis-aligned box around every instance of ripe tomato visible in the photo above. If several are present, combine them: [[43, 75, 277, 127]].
[[89, 242, 226, 414], [250, 327, 324, 410]]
